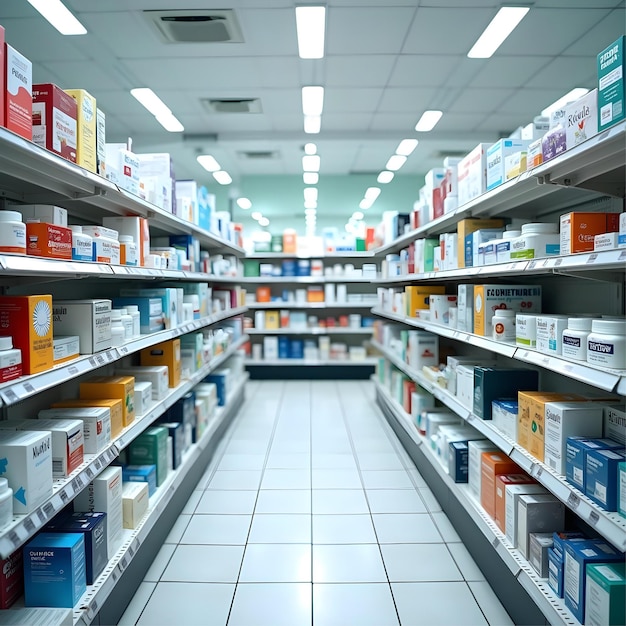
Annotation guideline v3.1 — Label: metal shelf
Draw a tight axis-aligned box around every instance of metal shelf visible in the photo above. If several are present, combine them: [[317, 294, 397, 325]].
[[246, 358, 377, 366], [238, 275, 376, 284], [247, 327, 373, 335], [245, 251, 375, 259], [246, 301, 376, 310]]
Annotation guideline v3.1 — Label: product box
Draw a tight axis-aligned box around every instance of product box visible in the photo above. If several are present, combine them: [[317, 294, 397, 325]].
[[112, 297, 163, 334], [23, 533, 86, 608], [598, 36, 626, 132], [492, 399, 519, 441], [121, 481, 149, 529], [469, 442, 502, 504], [473, 368, 538, 421], [480, 451, 521, 519], [204, 371, 229, 406], [564, 89, 598, 149], [585, 561, 626, 626], [133, 381, 153, 416], [5, 44, 32, 140], [456, 219, 505, 269], [552, 531, 588, 560], [0, 549, 23, 609], [45, 511, 107, 585], [466, 228, 504, 267], [560, 212, 620, 255], [18, 204, 68, 227], [96, 108, 106, 176], [541, 124, 567, 162], [0, 26, 4, 128], [106, 143, 140, 195], [52, 299, 112, 354], [605, 404, 626, 446], [0, 295, 53, 374], [565, 437, 623, 492], [527, 138, 543, 169], [122, 464, 156, 497], [406, 330, 439, 370], [535, 315, 568, 356], [32, 84, 77, 162], [73, 466, 123, 559], [119, 288, 177, 329], [516, 493, 565, 559], [529, 532, 554, 578], [585, 448, 626, 510], [25, 223, 72, 260], [128, 426, 168, 487], [456, 284, 474, 332], [504, 150, 528, 180], [64, 89, 96, 173], [494, 473, 535, 532], [140, 339, 181, 388], [102, 217, 150, 267], [449, 441, 469, 483], [456, 365, 477, 411], [53, 335, 80, 364], [80, 376, 135, 428], [473, 284, 542, 336], [405, 285, 445, 315], [515, 313, 538, 348], [595, 232, 620, 251], [42, 406, 112, 453], [457, 143, 491, 207], [115, 366, 168, 402], [548, 547, 564, 597], [504, 483, 547, 547], [486, 139, 530, 190], [159, 422, 184, 470], [564, 539, 624, 623], [544, 402, 604, 475]]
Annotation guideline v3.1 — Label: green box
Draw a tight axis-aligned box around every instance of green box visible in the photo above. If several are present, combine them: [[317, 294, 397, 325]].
[[619, 462, 626, 518], [355, 238, 366, 251], [585, 562, 625, 626], [128, 426, 169, 486], [243, 259, 260, 277], [270, 234, 283, 252], [253, 240, 271, 253], [598, 36, 625, 131]]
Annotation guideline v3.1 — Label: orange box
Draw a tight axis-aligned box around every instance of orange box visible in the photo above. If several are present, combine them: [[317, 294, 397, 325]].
[[264, 311, 279, 330], [64, 89, 96, 173], [494, 473, 536, 532], [52, 398, 123, 439], [282, 229, 297, 254], [140, 338, 180, 388], [403, 380, 416, 414], [256, 286, 271, 303], [307, 286, 324, 303], [0, 295, 53, 374], [456, 218, 505, 268], [405, 285, 446, 315], [80, 376, 135, 428], [5, 44, 32, 140], [560, 212, 621, 255], [480, 451, 521, 519], [25, 223, 72, 259]]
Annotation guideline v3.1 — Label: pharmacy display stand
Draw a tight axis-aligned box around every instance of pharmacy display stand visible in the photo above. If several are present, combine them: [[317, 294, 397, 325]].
[[0, 126, 248, 625], [372, 122, 626, 626]]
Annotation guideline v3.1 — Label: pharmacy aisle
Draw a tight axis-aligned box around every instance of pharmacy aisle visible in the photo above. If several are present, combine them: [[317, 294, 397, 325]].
[[118, 380, 514, 626]]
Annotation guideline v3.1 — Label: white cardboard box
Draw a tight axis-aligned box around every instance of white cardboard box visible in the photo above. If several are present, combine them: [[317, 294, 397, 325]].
[[122, 481, 149, 529], [457, 143, 491, 207], [468, 440, 499, 501], [486, 139, 530, 190], [564, 88, 598, 149], [52, 299, 112, 354], [504, 483, 547, 547], [133, 381, 153, 416], [115, 366, 168, 402], [39, 407, 111, 453]]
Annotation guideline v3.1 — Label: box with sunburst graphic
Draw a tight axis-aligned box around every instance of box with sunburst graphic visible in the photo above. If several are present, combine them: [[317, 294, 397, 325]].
[[0, 295, 53, 374]]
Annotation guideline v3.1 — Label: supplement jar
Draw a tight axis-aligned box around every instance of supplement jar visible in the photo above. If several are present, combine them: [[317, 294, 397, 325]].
[[110, 309, 126, 347], [492, 309, 516, 342], [562, 318, 594, 361], [119, 235, 138, 266], [0, 336, 22, 382], [0, 210, 26, 254], [587, 319, 626, 369]]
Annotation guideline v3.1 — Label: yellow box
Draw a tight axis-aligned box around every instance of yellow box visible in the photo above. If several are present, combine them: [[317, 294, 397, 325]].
[[265, 311, 280, 330], [140, 338, 181, 388], [80, 376, 135, 428], [64, 89, 96, 173], [52, 398, 124, 439], [457, 218, 505, 268], [405, 285, 446, 316], [0, 295, 53, 374]]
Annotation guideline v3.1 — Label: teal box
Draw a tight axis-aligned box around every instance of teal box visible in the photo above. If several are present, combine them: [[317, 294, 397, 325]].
[[159, 422, 184, 469], [450, 441, 469, 483], [122, 464, 157, 496], [24, 533, 86, 608], [473, 367, 539, 420], [585, 562, 626, 626], [169, 235, 200, 272], [619, 462, 626, 517], [422, 239, 438, 272], [598, 36, 626, 131], [585, 448, 626, 510], [565, 437, 622, 492], [128, 427, 168, 487]]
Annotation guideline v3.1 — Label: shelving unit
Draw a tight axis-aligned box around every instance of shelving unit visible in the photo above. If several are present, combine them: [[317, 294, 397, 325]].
[[246, 358, 377, 366], [247, 327, 373, 336], [246, 301, 376, 310]]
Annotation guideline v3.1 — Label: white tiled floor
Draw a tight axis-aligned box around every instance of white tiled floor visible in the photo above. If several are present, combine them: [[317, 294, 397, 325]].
[[121, 380, 514, 626]]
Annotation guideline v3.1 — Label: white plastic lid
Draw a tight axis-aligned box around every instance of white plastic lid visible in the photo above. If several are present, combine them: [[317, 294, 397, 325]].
[[493, 309, 516, 317], [567, 318, 593, 331], [69, 225, 83, 234], [183, 302, 194, 315], [503, 230, 521, 239], [110, 309, 123, 320], [119, 235, 134, 243], [521, 222, 558, 234], [0, 210, 23, 222], [0, 337, 12, 350], [591, 319, 626, 335], [125, 305, 139, 314], [118, 308, 129, 316]]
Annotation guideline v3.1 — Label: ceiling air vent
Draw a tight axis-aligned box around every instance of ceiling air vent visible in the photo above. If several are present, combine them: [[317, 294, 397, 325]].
[[431, 149, 468, 159], [237, 150, 280, 160], [202, 98, 262, 114], [145, 10, 244, 44]]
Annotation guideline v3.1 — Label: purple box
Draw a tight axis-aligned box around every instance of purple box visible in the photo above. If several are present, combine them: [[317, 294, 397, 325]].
[[541, 126, 566, 162]]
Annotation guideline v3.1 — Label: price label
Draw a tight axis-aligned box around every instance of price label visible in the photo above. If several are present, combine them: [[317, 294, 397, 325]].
[[86, 467, 94, 479], [120, 556, 128, 569], [89, 357, 97, 368], [554, 258, 563, 267], [492, 537, 500, 549], [37, 509, 47, 524], [586, 253, 599, 264], [128, 544, 135, 558], [67, 366, 79, 376], [59, 490, 69, 503], [528, 260, 538, 270], [43, 502, 55, 518], [619, 250, 626, 261], [589, 510, 600, 526], [71, 478, 80, 493], [119, 346, 129, 356], [97, 354, 105, 365], [567, 492, 580, 509], [93, 458, 102, 471], [535, 467, 543, 479], [90, 600, 98, 614], [23, 382, 35, 394], [112, 570, 118, 582], [8, 531, 20, 546], [3, 388, 18, 403], [23, 517, 35, 533]]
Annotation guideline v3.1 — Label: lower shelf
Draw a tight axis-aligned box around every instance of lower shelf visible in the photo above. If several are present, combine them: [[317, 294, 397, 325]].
[[246, 358, 378, 366]]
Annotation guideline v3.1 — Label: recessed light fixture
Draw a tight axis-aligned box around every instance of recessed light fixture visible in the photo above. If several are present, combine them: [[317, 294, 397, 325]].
[[196, 155, 221, 172], [304, 200, 318, 210], [302, 86, 324, 116], [155, 112, 184, 133], [295, 6, 326, 59], [395, 139, 418, 156], [258, 217, 270, 227], [385, 155, 407, 171], [304, 115, 321, 134], [26, 0, 87, 35], [212, 170, 232, 185], [352, 211, 364, 220], [467, 7, 529, 59], [303, 172, 319, 185], [304, 143, 317, 155], [414, 110, 443, 132], [377, 171, 394, 184], [304, 187, 318, 203], [251, 211, 262, 221], [305, 208, 317, 216], [302, 155, 321, 172], [365, 187, 381, 201], [131, 88, 184, 133], [236, 197, 252, 210], [541, 88, 590, 117], [359, 198, 373, 210]]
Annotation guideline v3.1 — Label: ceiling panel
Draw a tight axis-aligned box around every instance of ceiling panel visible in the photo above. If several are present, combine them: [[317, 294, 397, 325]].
[[325, 89, 384, 113], [469, 56, 553, 89], [369, 113, 421, 131], [524, 57, 598, 90], [447, 88, 515, 114], [39, 61, 124, 92], [377, 87, 439, 113], [322, 113, 375, 132], [435, 113, 488, 133], [325, 55, 397, 88], [387, 55, 459, 88], [561, 7, 626, 55]]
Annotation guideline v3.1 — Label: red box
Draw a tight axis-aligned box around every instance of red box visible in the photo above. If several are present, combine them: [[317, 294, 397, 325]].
[[403, 380, 416, 414], [26, 223, 72, 259], [0, 549, 23, 609], [5, 44, 31, 140], [0, 26, 5, 128], [32, 83, 78, 162], [480, 451, 521, 520]]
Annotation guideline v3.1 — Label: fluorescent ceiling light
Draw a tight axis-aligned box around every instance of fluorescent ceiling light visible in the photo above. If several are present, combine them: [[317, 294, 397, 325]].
[[395, 139, 418, 156], [258, 217, 270, 227], [304, 200, 317, 210], [467, 7, 530, 59], [302, 86, 324, 116], [251, 211, 262, 221], [295, 6, 326, 59], [304, 115, 321, 134], [541, 88, 590, 116], [302, 155, 321, 172], [306, 214, 316, 222], [385, 155, 407, 171], [155, 112, 184, 133], [131, 88, 172, 119], [352, 211, 364, 220], [212, 170, 232, 185], [236, 197, 252, 210], [197, 155, 221, 172], [365, 187, 381, 201], [377, 171, 394, 184], [359, 198, 373, 210], [414, 110, 443, 132], [305, 208, 317, 216], [304, 187, 318, 203], [304, 143, 317, 155], [303, 172, 319, 185], [26, 0, 87, 35]]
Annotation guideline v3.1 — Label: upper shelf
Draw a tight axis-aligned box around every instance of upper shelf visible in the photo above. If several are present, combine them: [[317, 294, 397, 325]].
[[0, 127, 244, 257], [245, 251, 375, 260]]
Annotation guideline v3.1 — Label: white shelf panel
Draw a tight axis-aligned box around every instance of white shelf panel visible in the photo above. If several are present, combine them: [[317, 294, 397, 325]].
[[247, 327, 373, 335], [246, 358, 377, 366], [238, 275, 375, 284], [246, 301, 376, 309], [245, 251, 374, 259]]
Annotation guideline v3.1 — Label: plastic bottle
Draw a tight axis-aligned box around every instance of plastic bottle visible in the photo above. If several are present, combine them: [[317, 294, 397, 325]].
[[492, 309, 516, 342], [587, 319, 626, 368], [119, 235, 138, 266], [0, 336, 22, 382], [0, 478, 12, 529], [0, 210, 27, 254], [124, 305, 141, 338], [562, 318, 593, 361], [69, 225, 93, 261], [110, 309, 126, 347]]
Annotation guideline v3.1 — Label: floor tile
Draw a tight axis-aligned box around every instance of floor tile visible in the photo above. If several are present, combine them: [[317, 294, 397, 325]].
[[182, 491, 202, 514], [312, 489, 369, 514], [225, 441, 271, 455], [431, 511, 462, 542], [164, 514, 191, 543], [391, 582, 489, 626], [137, 582, 235, 626], [468, 581, 514, 625], [180, 514, 251, 545], [239, 544, 312, 582], [356, 452, 407, 470], [196, 490, 258, 515], [381, 544, 463, 582], [118, 582, 155, 626], [217, 453, 266, 470], [360, 469, 415, 490], [448, 544, 486, 582], [161, 545, 244, 583], [248, 514, 311, 543], [313, 583, 400, 626], [311, 453, 358, 469], [419, 487, 443, 512], [312, 514, 377, 544], [227, 583, 312, 626], [144, 544, 176, 582], [407, 468, 427, 488], [312, 544, 387, 583], [366, 489, 427, 514], [312, 468, 362, 489], [372, 513, 443, 544], [266, 453, 311, 469], [270, 440, 310, 453], [206, 470, 262, 490], [255, 489, 311, 514], [260, 468, 310, 490]]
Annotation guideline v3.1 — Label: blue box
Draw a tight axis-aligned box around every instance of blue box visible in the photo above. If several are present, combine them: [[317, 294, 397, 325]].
[[160, 422, 184, 469], [289, 339, 304, 359], [165, 391, 196, 444], [564, 539, 624, 623], [45, 512, 107, 585], [296, 260, 310, 276], [122, 464, 157, 496], [203, 373, 227, 406], [552, 531, 587, 560], [473, 368, 539, 420], [281, 260, 297, 277], [278, 337, 290, 359], [565, 438, 622, 491], [449, 441, 469, 483], [548, 548, 564, 597], [585, 448, 626, 511], [113, 297, 163, 331], [169, 235, 199, 272], [24, 533, 86, 608]]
